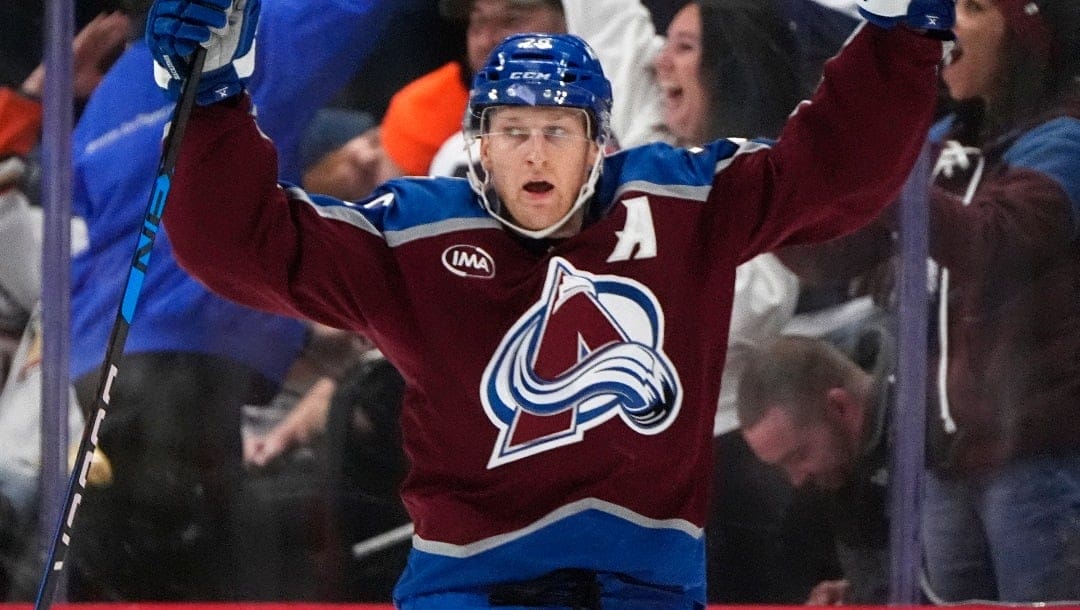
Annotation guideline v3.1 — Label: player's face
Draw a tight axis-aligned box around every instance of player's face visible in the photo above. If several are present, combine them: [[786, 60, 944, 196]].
[[480, 106, 597, 235], [467, 0, 567, 72], [653, 3, 709, 146], [742, 406, 856, 491], [941, 0, 1007, 103]]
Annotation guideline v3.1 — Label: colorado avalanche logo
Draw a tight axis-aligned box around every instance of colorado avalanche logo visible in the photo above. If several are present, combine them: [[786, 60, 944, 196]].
[[481, 258, 682, 468]]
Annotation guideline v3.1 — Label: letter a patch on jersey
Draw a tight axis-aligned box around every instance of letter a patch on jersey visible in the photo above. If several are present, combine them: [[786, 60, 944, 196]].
[[606, 196, 657, 262], [481, 257, 682, 468]]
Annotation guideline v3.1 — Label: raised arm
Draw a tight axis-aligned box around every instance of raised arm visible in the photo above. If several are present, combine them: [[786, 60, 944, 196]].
[[719, 4, 951, 259], [147, 0, 404, 333]]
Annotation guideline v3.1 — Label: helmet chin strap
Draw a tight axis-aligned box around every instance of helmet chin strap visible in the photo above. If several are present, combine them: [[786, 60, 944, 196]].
[[465, 111, 607, 240]]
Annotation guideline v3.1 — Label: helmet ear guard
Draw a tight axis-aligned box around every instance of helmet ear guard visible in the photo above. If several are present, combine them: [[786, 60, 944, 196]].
[[464, 33, 614, 239]]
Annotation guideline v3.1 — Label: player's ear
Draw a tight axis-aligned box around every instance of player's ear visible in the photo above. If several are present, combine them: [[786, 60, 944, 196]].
[[479, 136, 492, 173]]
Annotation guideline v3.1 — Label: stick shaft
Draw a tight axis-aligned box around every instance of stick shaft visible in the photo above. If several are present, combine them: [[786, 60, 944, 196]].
[[351, 522, 415, 560], [33, 47, 207, 610]]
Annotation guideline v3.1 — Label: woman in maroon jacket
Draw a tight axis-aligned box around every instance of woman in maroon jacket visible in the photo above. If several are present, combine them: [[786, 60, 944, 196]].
[[775, 0, 1080, 602], [919, 0, 1080, 603]]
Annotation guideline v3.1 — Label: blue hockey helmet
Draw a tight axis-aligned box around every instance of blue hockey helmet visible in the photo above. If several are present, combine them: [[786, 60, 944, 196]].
[[466, 33, 613, 143]]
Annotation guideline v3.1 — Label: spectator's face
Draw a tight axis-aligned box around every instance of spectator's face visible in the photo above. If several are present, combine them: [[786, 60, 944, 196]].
[[942, 0, 1007, 102], [467, 0, 568, 73], [479, 106, 597, 234], [653, 3, 709, 146], [742, 405, 857, 490]]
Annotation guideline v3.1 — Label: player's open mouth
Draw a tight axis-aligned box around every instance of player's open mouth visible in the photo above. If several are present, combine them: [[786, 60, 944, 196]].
[[524, 181, 554, 194]]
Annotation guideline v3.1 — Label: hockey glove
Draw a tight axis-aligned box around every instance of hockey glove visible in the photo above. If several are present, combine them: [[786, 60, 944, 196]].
[[147, 0, 260, 105], [856, 0, 955, 33]]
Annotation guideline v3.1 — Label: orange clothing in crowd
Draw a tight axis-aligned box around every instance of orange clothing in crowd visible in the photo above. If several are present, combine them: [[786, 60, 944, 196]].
[[379, 61, 469, 176], [0, 88, 43, 159]]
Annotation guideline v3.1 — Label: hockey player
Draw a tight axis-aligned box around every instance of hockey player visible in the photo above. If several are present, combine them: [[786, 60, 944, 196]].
[[145, 0, 953, 607]]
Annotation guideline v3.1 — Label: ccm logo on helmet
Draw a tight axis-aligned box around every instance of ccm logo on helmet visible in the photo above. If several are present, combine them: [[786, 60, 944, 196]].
[[442, 245, 496, 279], [510, 72, 552, 80]]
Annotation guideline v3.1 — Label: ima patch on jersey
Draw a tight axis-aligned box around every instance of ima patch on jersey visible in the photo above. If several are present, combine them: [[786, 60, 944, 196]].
[[481, 257, 682, 468]]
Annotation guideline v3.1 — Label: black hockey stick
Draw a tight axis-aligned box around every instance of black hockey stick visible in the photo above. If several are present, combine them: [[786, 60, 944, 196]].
[[33, 46, 207, 610]]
